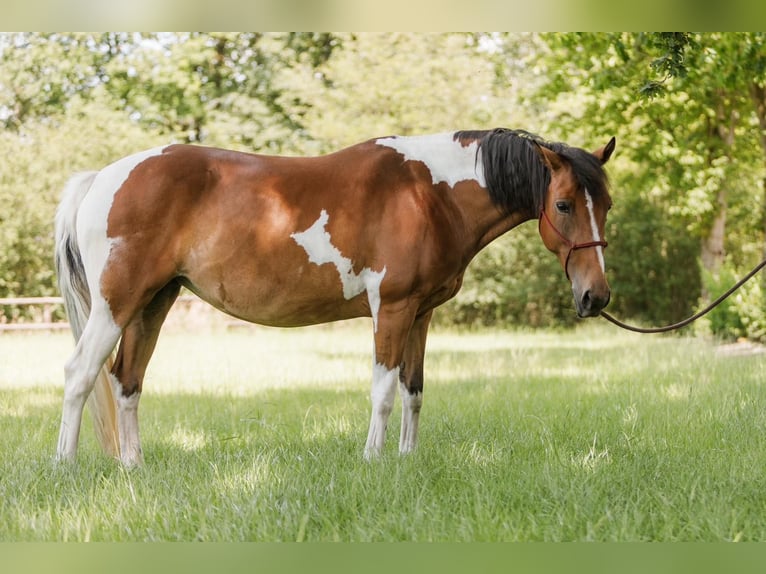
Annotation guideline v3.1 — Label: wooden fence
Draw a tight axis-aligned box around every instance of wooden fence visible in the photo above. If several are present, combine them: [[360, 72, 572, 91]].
[[0, 296, 69, 332], [0, 295, 245, 332]]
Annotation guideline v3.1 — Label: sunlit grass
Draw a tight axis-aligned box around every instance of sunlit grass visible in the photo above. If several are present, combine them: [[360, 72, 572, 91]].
[[1, 322, 766, 541]]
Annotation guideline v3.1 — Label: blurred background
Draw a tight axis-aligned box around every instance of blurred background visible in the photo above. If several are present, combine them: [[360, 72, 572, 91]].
[[1, 32, 765, 340]]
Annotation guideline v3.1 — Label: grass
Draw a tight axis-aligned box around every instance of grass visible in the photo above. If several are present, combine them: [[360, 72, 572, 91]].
[[1, 321, 766, 541]]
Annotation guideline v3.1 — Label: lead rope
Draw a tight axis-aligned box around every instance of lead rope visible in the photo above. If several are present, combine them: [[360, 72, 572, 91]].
[[600, 256, 766, 334]]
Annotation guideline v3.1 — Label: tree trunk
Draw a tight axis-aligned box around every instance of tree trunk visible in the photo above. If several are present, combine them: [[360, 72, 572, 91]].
[[749, 82, 766, 258], [700, 190, 727, 273], [700, 99, 737, 279], [747, 81, 766, 304]]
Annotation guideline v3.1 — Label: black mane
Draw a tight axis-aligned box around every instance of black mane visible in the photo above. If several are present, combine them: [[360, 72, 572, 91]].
[[454, 128, 609, 216]]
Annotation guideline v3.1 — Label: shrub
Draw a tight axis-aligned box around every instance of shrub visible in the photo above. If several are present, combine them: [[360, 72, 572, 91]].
[[704, 263, 766, 342]]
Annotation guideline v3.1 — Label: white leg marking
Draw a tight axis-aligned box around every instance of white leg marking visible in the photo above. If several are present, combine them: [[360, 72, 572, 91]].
[[364, 363, 399, 459], [376, 132, 486, 187], [291, 210, 387, 331], [110, 375, 144, 467], [399, 382, 422, 454], [56, 302, 121, 462], [584, 190, 605, 273]]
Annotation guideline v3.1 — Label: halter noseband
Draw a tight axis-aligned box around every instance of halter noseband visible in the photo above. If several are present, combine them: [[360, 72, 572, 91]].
[[538, 207, 608, 281]]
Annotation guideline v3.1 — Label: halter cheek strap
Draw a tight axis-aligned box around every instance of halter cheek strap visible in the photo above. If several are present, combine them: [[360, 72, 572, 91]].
[[538, 208, 608, 281]]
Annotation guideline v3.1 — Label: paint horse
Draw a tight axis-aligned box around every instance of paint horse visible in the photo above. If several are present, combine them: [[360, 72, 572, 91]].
[[55, 128, 615, 466]]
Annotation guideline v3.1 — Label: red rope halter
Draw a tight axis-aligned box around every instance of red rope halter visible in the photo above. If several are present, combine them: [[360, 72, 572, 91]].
[[538, 208, 608, 281]]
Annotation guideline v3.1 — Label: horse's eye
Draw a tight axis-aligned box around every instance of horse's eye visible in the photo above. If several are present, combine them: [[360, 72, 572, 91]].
[[555, 201, 572, 215]]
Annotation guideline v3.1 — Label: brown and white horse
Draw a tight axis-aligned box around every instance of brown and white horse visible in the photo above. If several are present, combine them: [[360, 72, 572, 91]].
[[54, 128, 615, 466]]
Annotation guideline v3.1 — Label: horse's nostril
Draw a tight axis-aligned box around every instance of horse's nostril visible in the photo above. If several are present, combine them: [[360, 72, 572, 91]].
[[581, 289, 610, 315]]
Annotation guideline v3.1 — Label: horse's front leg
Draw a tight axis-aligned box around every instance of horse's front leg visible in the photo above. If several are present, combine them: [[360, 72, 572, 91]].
[[364, 302, 418, 459]]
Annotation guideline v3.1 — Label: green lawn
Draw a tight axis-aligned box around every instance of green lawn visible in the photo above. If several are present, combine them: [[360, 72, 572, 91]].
[[1, 322, 765, 541]]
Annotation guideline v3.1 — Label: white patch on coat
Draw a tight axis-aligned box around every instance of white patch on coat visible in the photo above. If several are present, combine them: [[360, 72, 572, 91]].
[[291, 209, 387, 331], [376, 132, 486, 188], [584, 190, 605, 273], [76, 146, 168, 296]]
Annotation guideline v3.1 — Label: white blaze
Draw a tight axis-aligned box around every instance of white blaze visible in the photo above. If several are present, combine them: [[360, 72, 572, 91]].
[[584, 190, 605, 273], [291, 209, 387, 331], [375, 132, 486, 188]]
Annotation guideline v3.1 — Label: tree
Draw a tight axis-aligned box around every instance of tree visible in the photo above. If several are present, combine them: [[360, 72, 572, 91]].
[[505, 33, 766, 332], [100, 32, 339, 152], [0, 33, 340, 150], [274, 33, 504, 152], [637, 33, 766, 263]]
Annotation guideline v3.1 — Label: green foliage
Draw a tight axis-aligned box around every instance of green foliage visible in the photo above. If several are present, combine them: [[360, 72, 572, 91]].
[[636, 32, 695, 98], [276, 33, 504, 152], [98, 33, 339, 151], [733, 280, 766, 342], [606, 188, 701, 327], [704, 263, 766, 342], [704, 266, 746, 339]]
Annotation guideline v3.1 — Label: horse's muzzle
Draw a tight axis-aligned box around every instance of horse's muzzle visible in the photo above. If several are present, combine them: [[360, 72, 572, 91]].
[[576, 288, 611, 318]]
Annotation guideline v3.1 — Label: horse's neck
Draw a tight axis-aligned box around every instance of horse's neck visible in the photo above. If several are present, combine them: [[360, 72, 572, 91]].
[[449, 182, 533, 255], [477, 211, 531, 251]]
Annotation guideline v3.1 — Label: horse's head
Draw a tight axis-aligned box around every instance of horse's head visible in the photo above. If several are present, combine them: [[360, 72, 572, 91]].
[[536, 138, 615, 318]]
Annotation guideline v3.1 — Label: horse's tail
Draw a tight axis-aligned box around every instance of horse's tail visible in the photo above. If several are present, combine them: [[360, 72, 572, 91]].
[[55, 172, 120, 458]]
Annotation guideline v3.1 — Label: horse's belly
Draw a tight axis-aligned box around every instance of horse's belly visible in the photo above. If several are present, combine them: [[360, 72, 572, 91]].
[[180, 271, 371, 328], [228, 291, 368, 328]]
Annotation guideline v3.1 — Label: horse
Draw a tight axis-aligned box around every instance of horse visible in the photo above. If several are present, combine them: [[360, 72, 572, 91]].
[[54, 128, 615, 466]]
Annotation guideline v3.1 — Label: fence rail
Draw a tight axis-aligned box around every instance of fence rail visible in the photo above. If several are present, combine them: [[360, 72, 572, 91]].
[[0, 294, 221, 332], [0, 297, 64, 305], [0, 296, 68, 332]]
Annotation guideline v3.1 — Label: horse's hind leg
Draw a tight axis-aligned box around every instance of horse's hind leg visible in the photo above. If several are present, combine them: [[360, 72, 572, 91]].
[[398, 310, 432, 454], [111, 281, 181, 466], [57, 299, 122, 462]]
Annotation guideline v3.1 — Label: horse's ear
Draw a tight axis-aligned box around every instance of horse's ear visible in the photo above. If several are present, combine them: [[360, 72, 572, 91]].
[[593, 137, 616, 165], [534, 141, 563, 172]]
